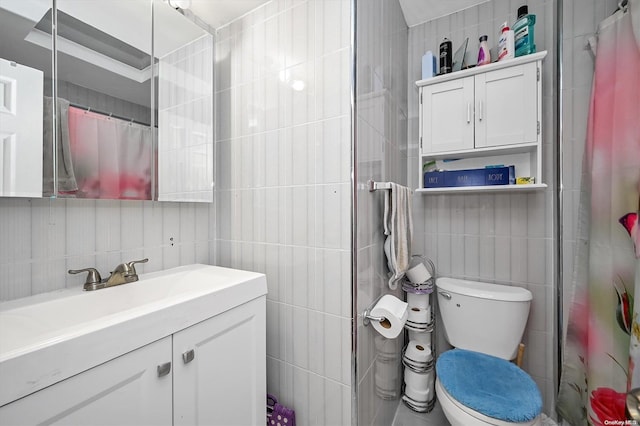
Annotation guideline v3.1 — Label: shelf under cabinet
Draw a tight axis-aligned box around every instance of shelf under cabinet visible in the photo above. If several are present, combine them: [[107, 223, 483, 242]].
[[415, 183, 547, 194], [420, 142, 539, 161]]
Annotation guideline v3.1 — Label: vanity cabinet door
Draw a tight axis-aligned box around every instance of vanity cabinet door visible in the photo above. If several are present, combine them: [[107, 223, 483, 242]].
[[0, 337, 172, 426], [172, 296, 266, 426]]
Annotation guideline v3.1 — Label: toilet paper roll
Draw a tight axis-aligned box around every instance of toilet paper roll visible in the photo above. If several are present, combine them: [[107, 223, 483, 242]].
[[407, 306, 430, 324], [404, 369, 435, 403], [407, 292, 430, 309], [404, 340, 433, 364], [406, 261, 432, 284], [404, 368, 433, 392], [408, 330, 432, 347], [370, 294, 408, 339]]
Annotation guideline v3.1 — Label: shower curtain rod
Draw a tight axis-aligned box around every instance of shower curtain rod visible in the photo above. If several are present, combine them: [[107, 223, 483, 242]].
[[69, 103, 152, 127]]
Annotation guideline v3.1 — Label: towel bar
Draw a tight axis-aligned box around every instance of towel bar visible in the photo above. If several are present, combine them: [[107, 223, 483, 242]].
[[368, 180, 392, 192], [368, 180, 413, 194]]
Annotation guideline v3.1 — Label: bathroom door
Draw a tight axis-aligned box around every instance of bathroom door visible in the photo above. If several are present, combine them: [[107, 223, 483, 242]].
[[0, 58, 43, 197]]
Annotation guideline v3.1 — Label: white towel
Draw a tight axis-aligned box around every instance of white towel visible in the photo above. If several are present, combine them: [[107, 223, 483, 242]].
[[383, 183, 413, 289]]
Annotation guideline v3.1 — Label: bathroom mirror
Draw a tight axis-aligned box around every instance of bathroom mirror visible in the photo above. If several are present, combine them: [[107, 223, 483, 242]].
[[54, 0, 155, 200], [154, 0, 214, 202], [0, 0, 214, 202], [0, 0, 53, 198]]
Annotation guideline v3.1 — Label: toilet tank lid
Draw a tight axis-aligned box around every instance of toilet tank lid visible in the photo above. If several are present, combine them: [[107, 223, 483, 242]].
[[436, 277, 532, 302]]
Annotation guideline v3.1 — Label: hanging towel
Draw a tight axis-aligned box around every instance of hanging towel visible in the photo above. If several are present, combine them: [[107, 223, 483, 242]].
[[383, 183, 413, 289], [43, 97, 78, 196]]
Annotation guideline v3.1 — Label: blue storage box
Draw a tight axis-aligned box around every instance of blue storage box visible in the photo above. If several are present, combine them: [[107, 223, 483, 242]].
[[444, 169, 486, 187], [484, 166, 515, 185], [424, 171, 446, 188], [423, 166, 515, 188]]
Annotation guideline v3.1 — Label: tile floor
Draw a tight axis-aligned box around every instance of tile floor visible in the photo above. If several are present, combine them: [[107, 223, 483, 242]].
[[392, 399, 450, 426]]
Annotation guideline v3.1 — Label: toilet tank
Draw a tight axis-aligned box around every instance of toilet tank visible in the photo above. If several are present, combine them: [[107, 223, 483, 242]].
[[436, 277, 532, 360]]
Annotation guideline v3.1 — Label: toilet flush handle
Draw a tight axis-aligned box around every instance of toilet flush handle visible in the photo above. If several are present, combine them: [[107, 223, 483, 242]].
[[439, 291, 452, 300]]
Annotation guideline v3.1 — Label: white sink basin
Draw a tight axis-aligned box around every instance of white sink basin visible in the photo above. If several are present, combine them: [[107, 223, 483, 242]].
[[0, 264, 266, 406]]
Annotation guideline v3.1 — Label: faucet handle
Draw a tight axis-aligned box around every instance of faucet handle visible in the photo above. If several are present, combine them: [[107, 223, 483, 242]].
[[125, 258, 149, 275], [68, 268, 102, 285]]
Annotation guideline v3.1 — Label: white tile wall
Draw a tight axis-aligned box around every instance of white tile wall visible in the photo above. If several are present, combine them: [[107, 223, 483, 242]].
[[0, 198, 214, 300], [214, 1, 352, 424], [356, 0, 409, 424], [408, 0, 557, 416]]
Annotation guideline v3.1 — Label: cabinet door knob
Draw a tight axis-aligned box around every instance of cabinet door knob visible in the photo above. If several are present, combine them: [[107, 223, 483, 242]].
[[157, 362, 171, 377], [182, 349, 195, 364]]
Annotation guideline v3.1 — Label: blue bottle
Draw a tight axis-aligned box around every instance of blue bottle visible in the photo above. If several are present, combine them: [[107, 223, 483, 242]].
[[513, 5, 536, 57]]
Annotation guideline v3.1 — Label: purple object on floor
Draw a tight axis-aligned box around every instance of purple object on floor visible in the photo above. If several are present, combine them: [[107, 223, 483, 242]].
[[267, 394, 296, 426]]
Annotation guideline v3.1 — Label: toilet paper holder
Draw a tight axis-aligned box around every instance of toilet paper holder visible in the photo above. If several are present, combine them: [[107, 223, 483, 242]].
[[363, 309, 386, 326], [363, 295, 387, 326]]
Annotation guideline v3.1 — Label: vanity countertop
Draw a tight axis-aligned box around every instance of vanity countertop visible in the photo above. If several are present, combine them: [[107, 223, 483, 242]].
[[0, 264, 267, 407]]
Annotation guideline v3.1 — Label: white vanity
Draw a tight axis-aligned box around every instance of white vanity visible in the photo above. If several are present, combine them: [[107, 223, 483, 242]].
[[0, 264, 267, 425]]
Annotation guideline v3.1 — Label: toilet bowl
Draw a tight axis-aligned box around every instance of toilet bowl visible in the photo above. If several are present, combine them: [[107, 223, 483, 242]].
[[435, 349, 542, 426], [436, 379, 540, 426], [435, 278, 543, 426]]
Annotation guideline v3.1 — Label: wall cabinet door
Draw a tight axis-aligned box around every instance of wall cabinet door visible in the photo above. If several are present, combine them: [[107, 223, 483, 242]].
[[474, 62, 538, 148], [421, 76, 475, 153], [173, 297, 266, 426], [0, 337, 172, 426]]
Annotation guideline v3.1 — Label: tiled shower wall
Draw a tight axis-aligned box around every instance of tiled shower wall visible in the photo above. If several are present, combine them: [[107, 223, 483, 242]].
[[213, 1, 352, 424], [355, 0, 408, 424], [407, 0, 557, 415], [0, 198, 213, 300]]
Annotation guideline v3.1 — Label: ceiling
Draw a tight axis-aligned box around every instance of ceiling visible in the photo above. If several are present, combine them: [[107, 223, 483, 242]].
[[188, 0, 269, 29], [398, 0, 490, 27], [189, 0, 491, 30]]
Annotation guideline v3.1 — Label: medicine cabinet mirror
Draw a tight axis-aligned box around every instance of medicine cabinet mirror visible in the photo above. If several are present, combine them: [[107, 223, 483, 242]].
[[0, 0, 213, 202], [0, 0, 53, 197]]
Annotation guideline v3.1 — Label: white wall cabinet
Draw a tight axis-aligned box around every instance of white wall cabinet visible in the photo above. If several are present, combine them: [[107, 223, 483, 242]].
[[421, 76, 475, 153], [417, 51, 547, 193], [0, 297, 266, 426]]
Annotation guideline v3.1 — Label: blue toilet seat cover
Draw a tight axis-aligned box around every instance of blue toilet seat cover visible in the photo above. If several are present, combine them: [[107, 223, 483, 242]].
[[436, 349, 542, 422]]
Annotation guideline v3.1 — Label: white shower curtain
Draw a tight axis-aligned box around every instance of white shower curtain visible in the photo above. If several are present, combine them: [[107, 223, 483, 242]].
[[67, 107, 153, 200]]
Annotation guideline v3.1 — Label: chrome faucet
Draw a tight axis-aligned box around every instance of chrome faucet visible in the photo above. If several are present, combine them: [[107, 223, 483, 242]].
[[69, 258, 149, 291]]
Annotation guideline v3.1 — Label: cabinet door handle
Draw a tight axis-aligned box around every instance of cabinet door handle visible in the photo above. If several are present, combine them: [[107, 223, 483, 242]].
[[157, 362, 171, 377], [466, 102, 471, 123], [182, 349, 195, 364], [478, 101, 483, 121]]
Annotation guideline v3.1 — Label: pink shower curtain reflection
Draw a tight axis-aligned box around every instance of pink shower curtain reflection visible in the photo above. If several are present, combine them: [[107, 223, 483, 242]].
[[65, 107, 153, 200], [557, 3, 640, 425]]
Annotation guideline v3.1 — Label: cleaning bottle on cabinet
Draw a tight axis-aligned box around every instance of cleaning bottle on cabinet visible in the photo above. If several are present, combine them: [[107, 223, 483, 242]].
[[497, 22, 515, 61], [477, 35, 490, 66], [513, 5, 536, 57]]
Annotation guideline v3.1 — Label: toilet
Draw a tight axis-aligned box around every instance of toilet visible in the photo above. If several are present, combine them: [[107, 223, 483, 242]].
[[435, 277, 542, 426]]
